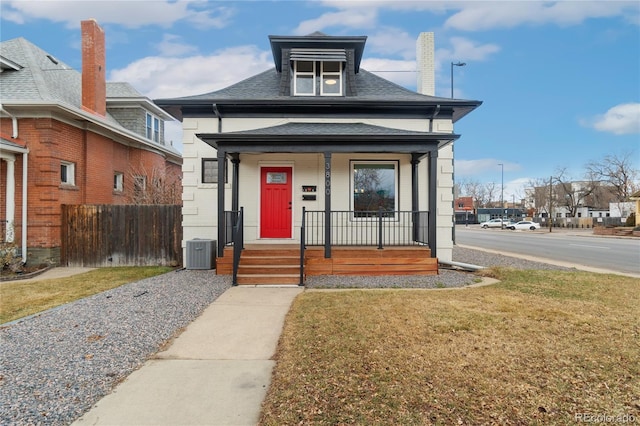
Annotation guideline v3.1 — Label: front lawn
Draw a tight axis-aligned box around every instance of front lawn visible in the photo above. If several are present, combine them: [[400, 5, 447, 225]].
[[259, 268, 640, 425], [0, 266, 173, 323]]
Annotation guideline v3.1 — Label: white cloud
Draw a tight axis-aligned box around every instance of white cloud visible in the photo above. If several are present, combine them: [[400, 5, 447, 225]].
[[108, 45, 272, 99], [155, 34, 198, 57], [361, 58, 417, 87], [366, 27, 416, 60], [455, 159, 521, 178], [444, 1, 640, 31], [1, 0, 234, 29], [293, 7, 378, 35], [588, 103, 640, 135]]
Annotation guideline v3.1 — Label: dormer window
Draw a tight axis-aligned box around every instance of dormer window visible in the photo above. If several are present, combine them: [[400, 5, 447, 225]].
[[293, 60, 343, 96], [290, 48, 346, 97], [294, 61, 315, 95], [321, 61, 342, 95]]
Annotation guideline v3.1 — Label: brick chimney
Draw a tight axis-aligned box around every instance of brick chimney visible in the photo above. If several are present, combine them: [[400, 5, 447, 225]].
[[81, 19, 106, 116], [416, 32, 435, 96]]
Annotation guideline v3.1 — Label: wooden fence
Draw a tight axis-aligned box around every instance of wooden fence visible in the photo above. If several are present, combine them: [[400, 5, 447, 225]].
[[61, 204, 182, 267]]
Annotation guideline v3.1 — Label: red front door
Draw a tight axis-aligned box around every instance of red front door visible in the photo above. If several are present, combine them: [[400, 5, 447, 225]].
[[260, 167, 292, 238]]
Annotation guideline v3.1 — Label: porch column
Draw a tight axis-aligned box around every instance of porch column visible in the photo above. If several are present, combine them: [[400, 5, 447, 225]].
[[428, 149, 438, 258], [231, 155, 240, 212], [324, 152, 332, 258], [4, 157, 15, 242], [411, 154, 420, 211], [217, 149, 227, 257], [411, 154, 420, 243]]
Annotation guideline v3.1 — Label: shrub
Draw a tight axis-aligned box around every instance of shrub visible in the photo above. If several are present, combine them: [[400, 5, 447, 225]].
[[0, 242, 24, 273], [625, 212, 636, 227]]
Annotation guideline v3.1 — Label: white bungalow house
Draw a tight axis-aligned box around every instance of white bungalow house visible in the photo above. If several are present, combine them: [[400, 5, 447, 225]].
[[156, 32, 481, 285]]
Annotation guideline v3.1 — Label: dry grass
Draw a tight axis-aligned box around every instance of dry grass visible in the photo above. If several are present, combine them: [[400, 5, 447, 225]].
[[260, 268, 640, 425], [0, 266, 173, 323]]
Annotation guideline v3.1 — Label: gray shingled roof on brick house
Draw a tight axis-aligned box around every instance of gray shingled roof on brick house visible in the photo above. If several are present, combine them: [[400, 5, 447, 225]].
[[0, 37, 179, 157]]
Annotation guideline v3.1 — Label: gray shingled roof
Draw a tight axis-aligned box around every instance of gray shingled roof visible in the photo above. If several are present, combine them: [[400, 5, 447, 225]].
[[0, 38, 152, 109], [0, 37, 180, 157], [220, 122, 441, 136], [161, 68, 453, 103]]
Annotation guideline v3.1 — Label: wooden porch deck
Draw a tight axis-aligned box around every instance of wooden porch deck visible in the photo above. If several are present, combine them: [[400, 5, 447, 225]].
[[216, 244, 437, 285]]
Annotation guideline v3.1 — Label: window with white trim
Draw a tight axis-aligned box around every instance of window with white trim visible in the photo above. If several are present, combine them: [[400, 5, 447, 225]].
[[146, 112, 160, 142], [321, 61, 342, 95], [61, 161, 75, 185], [293, 60, 343, 96], [114, 172, 124, 191], [351, 161, 398, 218]]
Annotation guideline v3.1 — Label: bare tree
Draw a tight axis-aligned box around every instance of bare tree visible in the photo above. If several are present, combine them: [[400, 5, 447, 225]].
[[552, 168, 598, 218], [483, 182, 497, 208], [457, 178, 485, 209], [585, 151, 640, 202], [127, 164, 181, 205], [527, 177, 552, 216]]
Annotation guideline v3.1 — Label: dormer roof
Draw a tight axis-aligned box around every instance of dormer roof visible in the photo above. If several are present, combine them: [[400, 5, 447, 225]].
[[269, 32, 367, 72]]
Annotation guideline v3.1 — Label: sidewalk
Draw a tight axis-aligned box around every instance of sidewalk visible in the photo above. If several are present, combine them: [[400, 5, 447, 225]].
[[72, 286, 303, 426]]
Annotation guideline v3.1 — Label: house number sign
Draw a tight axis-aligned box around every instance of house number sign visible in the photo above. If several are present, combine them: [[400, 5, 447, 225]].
[[325, 159, 331, 195], [266, 172, 287, 184]]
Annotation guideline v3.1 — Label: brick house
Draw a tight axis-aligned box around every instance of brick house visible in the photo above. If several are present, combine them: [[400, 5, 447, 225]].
[[0, 20, 182, 266]]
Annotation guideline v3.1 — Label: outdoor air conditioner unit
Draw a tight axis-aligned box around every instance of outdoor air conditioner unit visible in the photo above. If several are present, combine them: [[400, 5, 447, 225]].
[[186, 239, 216, 270]]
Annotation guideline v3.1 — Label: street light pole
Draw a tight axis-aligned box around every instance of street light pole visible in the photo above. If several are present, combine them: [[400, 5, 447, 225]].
[[450, 62, 466, 98], [498, 163, 504, 228]]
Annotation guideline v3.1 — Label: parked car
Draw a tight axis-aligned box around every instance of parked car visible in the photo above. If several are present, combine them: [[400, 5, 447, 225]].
[[507, 221, 541, 230], [480, 218, 510, 228]]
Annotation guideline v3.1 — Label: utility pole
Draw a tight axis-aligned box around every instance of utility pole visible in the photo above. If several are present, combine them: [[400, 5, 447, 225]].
[[548, 175, 553, 233]]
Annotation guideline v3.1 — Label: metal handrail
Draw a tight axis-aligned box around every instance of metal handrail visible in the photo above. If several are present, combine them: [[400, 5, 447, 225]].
[[231, 207, 244, 285], [299, 207, 306, 286]]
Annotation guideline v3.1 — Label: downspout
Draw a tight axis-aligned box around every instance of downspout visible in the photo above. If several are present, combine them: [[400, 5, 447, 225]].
[[439, 259, 485, 272], [22, 151, 28, 263], [0, 104, 18, 139], [0, 103, 28, 262], [213, 104, 222, 133], [0, 103, 18, 138], [428, 104, 440, 133]]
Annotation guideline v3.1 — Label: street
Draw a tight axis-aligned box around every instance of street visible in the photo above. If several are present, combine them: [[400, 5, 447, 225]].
[[455, 226, 640, 276]]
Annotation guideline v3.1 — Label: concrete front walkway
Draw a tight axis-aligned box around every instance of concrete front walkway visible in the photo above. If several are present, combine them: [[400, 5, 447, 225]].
[[73, 286, 302, 426]]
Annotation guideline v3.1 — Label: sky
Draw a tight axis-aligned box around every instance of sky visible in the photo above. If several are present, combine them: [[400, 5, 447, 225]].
[[1, 0, 639, 201]]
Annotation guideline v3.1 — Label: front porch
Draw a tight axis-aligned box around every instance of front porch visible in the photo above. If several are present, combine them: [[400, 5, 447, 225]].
[[216, 244, 437, 286]]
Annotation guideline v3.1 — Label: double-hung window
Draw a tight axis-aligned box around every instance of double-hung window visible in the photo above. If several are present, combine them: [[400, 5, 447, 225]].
[[321, 61, 342, 95], [294, 61, 315, 95], [146, 112, 160, 142], [351, 161, 398, 218]]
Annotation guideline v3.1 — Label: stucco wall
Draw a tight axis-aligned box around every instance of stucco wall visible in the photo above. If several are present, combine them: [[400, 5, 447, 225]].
[[180, 116, 455, 261]]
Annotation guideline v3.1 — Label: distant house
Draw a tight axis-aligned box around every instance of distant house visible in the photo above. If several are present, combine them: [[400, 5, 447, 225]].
[[156, 32, 481, 284], [0, 20, 182, 266]]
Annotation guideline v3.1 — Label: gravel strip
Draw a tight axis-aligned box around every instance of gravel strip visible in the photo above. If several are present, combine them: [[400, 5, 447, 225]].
[[1, 270, 231, 426], [0, 247, 571, 426], [305, 246, 572, 289]]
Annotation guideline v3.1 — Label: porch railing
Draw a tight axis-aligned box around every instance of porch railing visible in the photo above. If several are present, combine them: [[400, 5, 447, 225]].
[[303, 209, 429, 248]]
